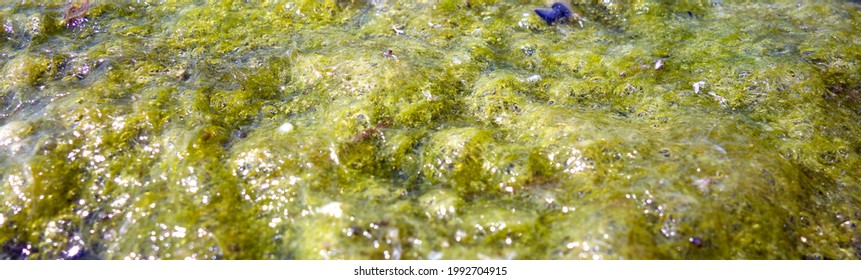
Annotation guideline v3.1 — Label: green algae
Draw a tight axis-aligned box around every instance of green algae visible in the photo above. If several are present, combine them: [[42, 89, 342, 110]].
[[1, 0, 860, 260]]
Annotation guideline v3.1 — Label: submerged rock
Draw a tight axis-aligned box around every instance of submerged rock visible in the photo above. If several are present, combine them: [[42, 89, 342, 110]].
[[0, 1, 860, 260]]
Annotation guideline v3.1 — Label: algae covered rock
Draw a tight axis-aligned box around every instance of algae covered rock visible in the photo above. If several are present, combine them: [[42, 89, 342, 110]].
[[1, 1, 861, 259]]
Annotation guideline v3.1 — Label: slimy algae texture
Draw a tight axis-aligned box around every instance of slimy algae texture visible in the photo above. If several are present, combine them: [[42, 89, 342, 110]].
[[0, 0, 860, 259]]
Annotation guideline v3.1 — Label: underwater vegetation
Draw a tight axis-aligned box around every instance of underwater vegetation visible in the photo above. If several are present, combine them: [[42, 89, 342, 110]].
[[0, 0, 860, 259]]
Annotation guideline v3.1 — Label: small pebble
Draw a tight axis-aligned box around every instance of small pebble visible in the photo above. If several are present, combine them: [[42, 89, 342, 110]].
[[534, 3, 574, 25], [689, 237, 704, 247], [382, 49, 397, 60]]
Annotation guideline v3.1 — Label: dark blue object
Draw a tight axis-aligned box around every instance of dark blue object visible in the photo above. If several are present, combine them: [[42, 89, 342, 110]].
[[534, 3, 573, 25]]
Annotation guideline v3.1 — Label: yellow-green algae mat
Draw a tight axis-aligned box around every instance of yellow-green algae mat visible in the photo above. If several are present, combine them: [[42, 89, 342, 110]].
[[1, 0, 860, 259]]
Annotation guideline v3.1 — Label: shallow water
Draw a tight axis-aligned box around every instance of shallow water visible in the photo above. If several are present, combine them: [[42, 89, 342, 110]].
[[1, 0, 860, 259]]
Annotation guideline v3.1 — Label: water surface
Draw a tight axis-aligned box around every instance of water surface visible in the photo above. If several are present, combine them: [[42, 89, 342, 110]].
[[1, 0, 860, 259]]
